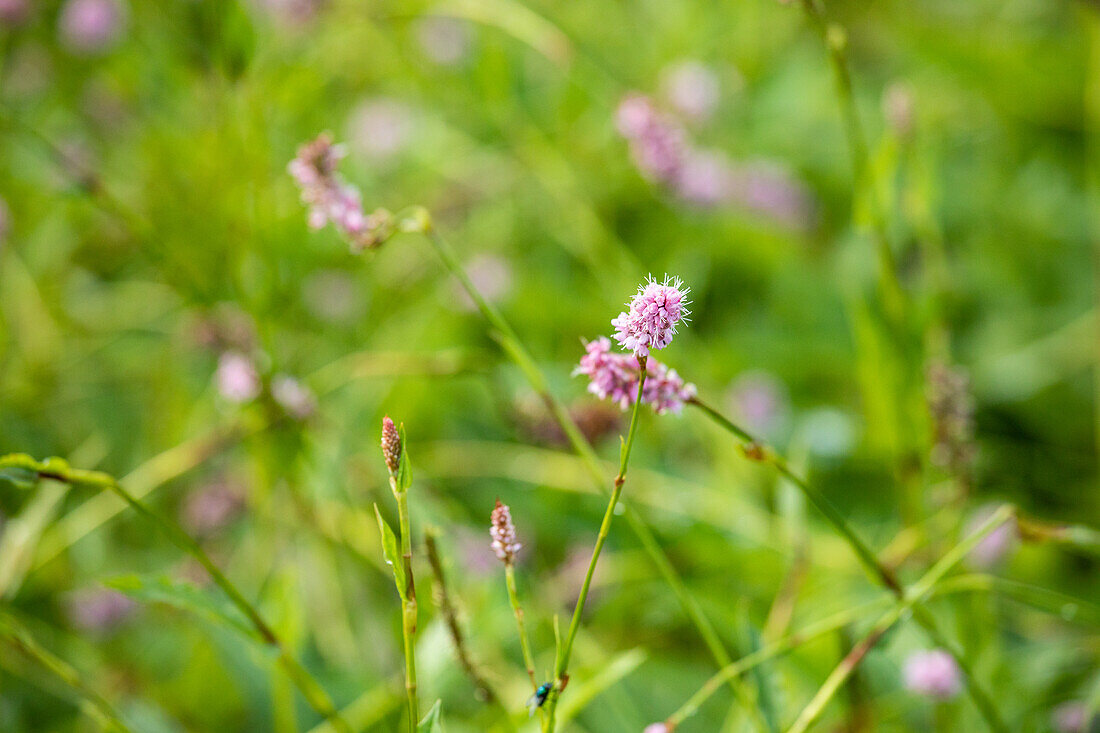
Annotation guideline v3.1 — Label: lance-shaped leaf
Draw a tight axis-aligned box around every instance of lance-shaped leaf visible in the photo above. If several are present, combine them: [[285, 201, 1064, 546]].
[[418, 699, 443, 732], [396, 423, 413, 491], [374, 504, 407, 600]]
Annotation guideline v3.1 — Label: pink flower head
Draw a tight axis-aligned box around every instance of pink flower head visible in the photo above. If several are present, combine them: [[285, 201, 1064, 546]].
[[660, 60, 720, 122], [615, 93, 688, 184], [216, 351, 260, 403], [490, 500, 521, 564], [272, 375, 317, 420], [903, 649, 961, 700], [644, 724, 671, 733], [574, 337, 695, 415], [965, 503, 1017, 569], [612, 275, 690, 356], [0, 0, 29, 25], [1052, 701, 1091, 733], [66, 587, 136, 633], [288, 133, 392, 251], [58, 0, 126, 55]]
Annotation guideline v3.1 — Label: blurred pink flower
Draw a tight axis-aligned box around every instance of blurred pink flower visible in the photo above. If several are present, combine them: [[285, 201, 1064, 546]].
[[216, 351, 260, 403], [612, 275, 690, 356], [415, 16, 472, 66], [883, 82, 915, 139], [67, 587, 136, 633], [255, 0, 323, 25], [965, 503, 1017, 569], [288, 133, 392, 250], [453, 254, 512, 311], [0, 0, 29, 25], [727, 162, 815, 228], [616, 93, 689, 184], [728, 370, 790, 439], [675, 149, 737, 207], [660, 60, 721, 122], [181, 480, 245, 537], [903, 649, 961, 700], [347, 98, 415, 161], [0, 196, 10, 245], [1052, 701, 1092, 733], [574, 337, 696, 415], [272, 375, 317, 419], [58, 0, 126, 55], [644, 724, 671, 733]]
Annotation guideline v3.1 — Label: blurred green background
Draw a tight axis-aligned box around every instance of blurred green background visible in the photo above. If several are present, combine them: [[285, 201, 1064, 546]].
[[0, 0, 1098, 731]]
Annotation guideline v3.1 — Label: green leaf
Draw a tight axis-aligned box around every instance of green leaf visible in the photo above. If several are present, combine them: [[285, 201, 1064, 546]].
[[396, 424, 412, 491], [417, 699, 443, 732], [373, 504, 406, 600], [104, 574, 271, 655], [0, 465, 38, 491]]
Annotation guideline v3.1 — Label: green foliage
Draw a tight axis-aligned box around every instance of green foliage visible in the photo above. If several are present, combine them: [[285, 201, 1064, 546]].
[[417, 699, 444, 732], [374, 504, 407, 601]]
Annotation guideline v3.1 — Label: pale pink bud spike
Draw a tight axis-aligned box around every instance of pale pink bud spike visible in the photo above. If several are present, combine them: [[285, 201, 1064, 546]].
[[490, 500, 521, 564], [381, 416, 401, 474]]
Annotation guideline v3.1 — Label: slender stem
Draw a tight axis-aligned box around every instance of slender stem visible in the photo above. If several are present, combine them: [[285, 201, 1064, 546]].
[[505, 563, 539, 691], [787, 506, 1014, 733], [1, 455, 351, 733], [0, 611, 134, 733], [688, 401, 1009, 731], [414, 220, 749, 705], [423, 531, 511, 724], [690, 398, 902, 595], [796, 0, 904, 318], [543, 362, 647, 732], [391, 478, 419, 733], [667, 597, 892, 727]]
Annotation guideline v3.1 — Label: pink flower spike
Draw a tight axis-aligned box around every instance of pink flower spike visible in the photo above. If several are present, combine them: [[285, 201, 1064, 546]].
[[490, 500, 521, 564], [903, 649, 961, 700], [573, 337, 695, 415], [612, 275, 691, 357]]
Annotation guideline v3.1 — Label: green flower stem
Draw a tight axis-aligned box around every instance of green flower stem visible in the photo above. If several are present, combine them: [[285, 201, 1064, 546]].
[[0, 454, 351, 733], [787, 505, 1014, 733], [0, 611, 134, 733], [409, 214, 750, 708], [795, 0, 904, 319], [688, 400, 1009, 731], [423, 531, 512, 724], [542, 362, 647, 733], [505, 563, 539, 691], [390, 476, 419, 733], [667, 597, 892, 728]]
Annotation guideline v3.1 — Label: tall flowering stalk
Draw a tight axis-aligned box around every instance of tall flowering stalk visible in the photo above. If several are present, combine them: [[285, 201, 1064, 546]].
[[288, 138, 745, 708], [377, 417, 419, 733], [0, 454, 351, 733], [489, 501, 539, 693], [541, 276, 689, 732]]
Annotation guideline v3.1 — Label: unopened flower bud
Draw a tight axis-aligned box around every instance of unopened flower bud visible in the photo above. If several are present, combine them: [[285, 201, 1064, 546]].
[[381, 416, 401, 474], [490, 500, 521, 564]]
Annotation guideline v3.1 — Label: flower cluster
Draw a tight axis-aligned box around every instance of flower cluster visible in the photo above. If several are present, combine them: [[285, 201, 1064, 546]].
[[612, 275, 690, 356], [287, 133, 393, 251], [926, 361, 977, 475], [902, 649, 961, 699], [574, 337, 696, 415], [615, 94, 813, 226], [381, 416, 402, 474], [616, 94, 689, 184], [490, 500, 521, 564]]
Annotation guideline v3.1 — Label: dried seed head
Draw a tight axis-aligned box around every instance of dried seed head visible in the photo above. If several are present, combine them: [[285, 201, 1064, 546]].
[[490, 500, 521, 564], [381, 416, 401, 474]]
